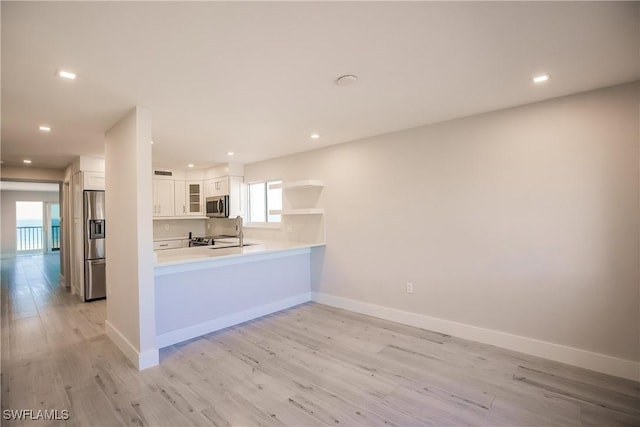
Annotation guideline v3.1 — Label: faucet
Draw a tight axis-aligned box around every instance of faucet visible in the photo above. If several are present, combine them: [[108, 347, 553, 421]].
[[235, 216, 244, 247]]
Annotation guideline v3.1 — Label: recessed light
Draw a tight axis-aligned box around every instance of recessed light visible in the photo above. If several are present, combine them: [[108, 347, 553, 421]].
[[150, 140, 154, 145], [57, 70, 77, 80], [533, 73, 551, 84], [336, 75, 358, 86], [23, 159, 32, 164], [310, 133, 320, 139], [187, 163, 194, 168], [39, 125, 51, 132], [227, 151, 235, 156]]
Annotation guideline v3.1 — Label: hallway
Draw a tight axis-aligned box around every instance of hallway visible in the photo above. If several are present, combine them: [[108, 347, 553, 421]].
[[1, 254, 108, 425], [1, 254, 105, 357]]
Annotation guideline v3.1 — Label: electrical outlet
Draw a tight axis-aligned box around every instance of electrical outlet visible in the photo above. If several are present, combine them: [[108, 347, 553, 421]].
[[406, 282, 413, 293]]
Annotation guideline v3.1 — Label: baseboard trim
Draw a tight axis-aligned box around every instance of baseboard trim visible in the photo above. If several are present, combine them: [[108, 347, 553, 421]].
[[311, 292, 640, 382], [105, 320, 159, 370], [156, 292, 312, 348], [58, 274, 69, 288]]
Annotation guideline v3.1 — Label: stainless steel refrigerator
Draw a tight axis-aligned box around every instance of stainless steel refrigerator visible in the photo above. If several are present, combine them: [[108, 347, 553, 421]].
[[84, 190, 106, 301]]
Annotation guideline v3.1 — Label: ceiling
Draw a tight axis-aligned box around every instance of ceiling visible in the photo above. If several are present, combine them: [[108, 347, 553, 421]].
[[2, 2, 638, 170]]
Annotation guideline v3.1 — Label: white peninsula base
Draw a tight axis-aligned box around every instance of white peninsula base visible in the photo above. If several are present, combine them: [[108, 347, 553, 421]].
[[154, 242, 322, 348]]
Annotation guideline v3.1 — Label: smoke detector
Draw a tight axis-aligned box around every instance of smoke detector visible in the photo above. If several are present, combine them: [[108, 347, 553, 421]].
[[336, 75, 358, 86]]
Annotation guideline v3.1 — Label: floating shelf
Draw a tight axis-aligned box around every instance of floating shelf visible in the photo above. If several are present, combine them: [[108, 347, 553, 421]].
[[269, 180, 324, 190], [269, 208, 325, 215]]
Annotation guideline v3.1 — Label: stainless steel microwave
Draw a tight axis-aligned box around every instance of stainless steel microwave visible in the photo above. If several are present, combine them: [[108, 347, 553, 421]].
[[206, 195, 229, 218]]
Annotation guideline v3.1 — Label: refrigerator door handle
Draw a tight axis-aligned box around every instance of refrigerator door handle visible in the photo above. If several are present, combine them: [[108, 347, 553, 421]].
[[86, 261, 93, 299]]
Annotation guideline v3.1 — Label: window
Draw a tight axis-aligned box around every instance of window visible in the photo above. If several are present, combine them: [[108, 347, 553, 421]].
[[248, 180, 282, 224], [16, 201, 44, 252]]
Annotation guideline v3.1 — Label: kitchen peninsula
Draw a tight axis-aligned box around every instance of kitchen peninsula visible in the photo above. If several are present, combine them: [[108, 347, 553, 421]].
[[150, 164, 326, 349], [154, 238, 325, 348]]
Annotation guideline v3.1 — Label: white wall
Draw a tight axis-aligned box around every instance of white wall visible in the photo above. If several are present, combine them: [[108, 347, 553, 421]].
[[105, 106, 158, 369], [71, 156, 105, 174], [0, 166, 64, 182], [244, 82, 640, 368], [0, 190, 60, 255]]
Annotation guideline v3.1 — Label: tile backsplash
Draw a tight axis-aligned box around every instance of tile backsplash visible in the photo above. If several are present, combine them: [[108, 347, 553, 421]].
[[153, 219, 206, 240], [207, 218, 239, 236]]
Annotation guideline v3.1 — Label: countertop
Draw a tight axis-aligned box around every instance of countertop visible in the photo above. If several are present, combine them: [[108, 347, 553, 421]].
[[154, 239, 325, 275]]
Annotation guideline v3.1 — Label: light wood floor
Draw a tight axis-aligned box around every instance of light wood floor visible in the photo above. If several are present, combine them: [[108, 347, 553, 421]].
[[1, 254, 639, 426]]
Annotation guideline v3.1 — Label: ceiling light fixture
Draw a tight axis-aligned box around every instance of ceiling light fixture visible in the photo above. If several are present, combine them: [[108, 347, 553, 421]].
[[23, 159, 32, 164], [57, 70, 77, 80], [336, 75, 358, 86], [187, 163, 194, 168], [39, 125, 51, 132], [310, 133, 320, 139], [532, 73, 551, 84], [227, 151, 234, 156], [150, 140, 154, 145]]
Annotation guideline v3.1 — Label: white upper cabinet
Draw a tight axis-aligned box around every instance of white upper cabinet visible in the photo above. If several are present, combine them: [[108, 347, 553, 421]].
[[151, 166, 240, 219], [153, 179, 175, 217], [186, 181, 203, 215], [172, 180, 203, 217], [174, 180, 187, 216], [83, 171, 105, 190], [204, 179, 213, 198], [204, 176, 230, 198]]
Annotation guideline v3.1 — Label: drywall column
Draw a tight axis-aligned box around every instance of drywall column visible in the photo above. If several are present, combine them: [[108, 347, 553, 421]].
[[104, 106, 158, 369]]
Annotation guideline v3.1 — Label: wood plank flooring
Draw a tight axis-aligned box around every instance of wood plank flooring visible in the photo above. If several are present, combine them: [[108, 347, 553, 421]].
[[2, 254, 639, 426]]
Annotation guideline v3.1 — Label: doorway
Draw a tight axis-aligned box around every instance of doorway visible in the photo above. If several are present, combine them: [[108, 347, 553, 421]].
[[15, 201, 60, 254], [15, 201, 44, 253]]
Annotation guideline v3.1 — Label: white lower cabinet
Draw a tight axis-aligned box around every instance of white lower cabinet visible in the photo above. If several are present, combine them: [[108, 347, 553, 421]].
[[153, 240, 186, 250]]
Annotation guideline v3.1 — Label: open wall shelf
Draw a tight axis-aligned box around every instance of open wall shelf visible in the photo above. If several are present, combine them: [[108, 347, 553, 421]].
[[268, 180, 324, 190], [269, 208, 324, 216]]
